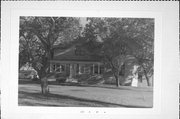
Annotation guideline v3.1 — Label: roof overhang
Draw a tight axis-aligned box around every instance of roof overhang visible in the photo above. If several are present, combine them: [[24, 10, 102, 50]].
[[50, 60, 103, 65]]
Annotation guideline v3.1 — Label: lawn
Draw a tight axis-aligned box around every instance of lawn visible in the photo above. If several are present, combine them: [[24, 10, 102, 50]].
[[18, 80, 153, 107]]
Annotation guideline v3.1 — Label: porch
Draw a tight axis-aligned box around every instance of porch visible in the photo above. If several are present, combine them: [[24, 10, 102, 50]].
[[50, 60, 105, 79]]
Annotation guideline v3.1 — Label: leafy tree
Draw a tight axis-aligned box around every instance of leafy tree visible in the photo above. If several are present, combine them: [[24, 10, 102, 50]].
[[19, 17, 81, 94], [129, 19, 154, 86], [81, 17, 154, 87]]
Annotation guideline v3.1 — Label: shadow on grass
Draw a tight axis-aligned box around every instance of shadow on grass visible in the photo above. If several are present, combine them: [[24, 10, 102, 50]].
[[18, 91, 152, 108], [19, 80, 153, 92], [19, 80, 41, 84], [60, 83, 153, 92]]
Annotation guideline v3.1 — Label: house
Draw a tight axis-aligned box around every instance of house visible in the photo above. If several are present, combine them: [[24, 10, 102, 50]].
[[50, 44, 105, 79], [50, 44, 153, 87], [19, 63, 38, 79]]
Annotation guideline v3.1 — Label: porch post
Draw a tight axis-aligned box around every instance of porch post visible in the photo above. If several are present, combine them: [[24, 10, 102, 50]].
[[98, 63, 100, 74], [74, 64, 77, 76], [50, 63, 52, 72], [60, 65, 62, 73], [69, 64, 73, 78], [79, 64, 81, 74], [92, 64, 95, 75]]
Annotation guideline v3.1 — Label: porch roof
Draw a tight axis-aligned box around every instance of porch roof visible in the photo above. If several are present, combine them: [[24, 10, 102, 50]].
[[50, 60, 103, 65]]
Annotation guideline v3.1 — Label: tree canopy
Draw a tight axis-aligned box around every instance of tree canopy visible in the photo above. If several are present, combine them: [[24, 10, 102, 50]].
[[19, 17, 82, 94], [19, 17, 81, 76], [79, 17, 154, 86]]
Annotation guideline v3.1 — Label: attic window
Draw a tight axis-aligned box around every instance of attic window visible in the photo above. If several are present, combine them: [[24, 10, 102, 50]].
[[75, 46, 85, 56]]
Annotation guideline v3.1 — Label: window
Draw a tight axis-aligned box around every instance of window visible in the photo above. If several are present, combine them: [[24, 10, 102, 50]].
[[50, 64, 56, 72], [55, 64, 65, 73], [75, 46, 85, 56], [60, 65, 65, 72], [56, 64, 60, 72]]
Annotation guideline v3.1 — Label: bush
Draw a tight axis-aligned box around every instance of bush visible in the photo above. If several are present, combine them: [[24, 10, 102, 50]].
[[104, 76, 116, 85], [87, 75, 104, 85], [76, 74, 91, 83], [32, 75, 39, 81], [55, 72, 67, 83], [55, 73, 66, 78], [56, 77, 67, 83]]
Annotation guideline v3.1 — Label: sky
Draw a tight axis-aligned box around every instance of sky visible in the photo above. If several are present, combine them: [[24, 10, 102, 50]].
[[79, 17, 88, 27]]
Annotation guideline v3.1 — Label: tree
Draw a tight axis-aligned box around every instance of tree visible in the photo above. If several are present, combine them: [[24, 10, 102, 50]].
[[19, 17, 81, 94], [107, 18, 154, 86], [129, 19, 154, 86], [81, 17, 154, 87], [79, 18, 129, 87]]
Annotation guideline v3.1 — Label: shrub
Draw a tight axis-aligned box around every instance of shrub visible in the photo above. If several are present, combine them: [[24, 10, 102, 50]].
[[56, 77, 67, 83], [55, 72, 67, 83]]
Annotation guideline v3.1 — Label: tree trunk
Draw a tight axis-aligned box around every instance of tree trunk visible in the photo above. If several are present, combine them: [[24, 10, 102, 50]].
[[41, 76, 49, 95], [37, 56, 51, 95], [113, 69, 120, 87], [108, 59, 120, 87], [144, 70, 150, 86], [115, 74, 120, 87], [142, 65, 151, 86], [40, 50, 52, 95]]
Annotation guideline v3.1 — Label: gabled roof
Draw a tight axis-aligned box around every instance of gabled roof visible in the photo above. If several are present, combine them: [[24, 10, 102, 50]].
[[52, 45, 102, 62]]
